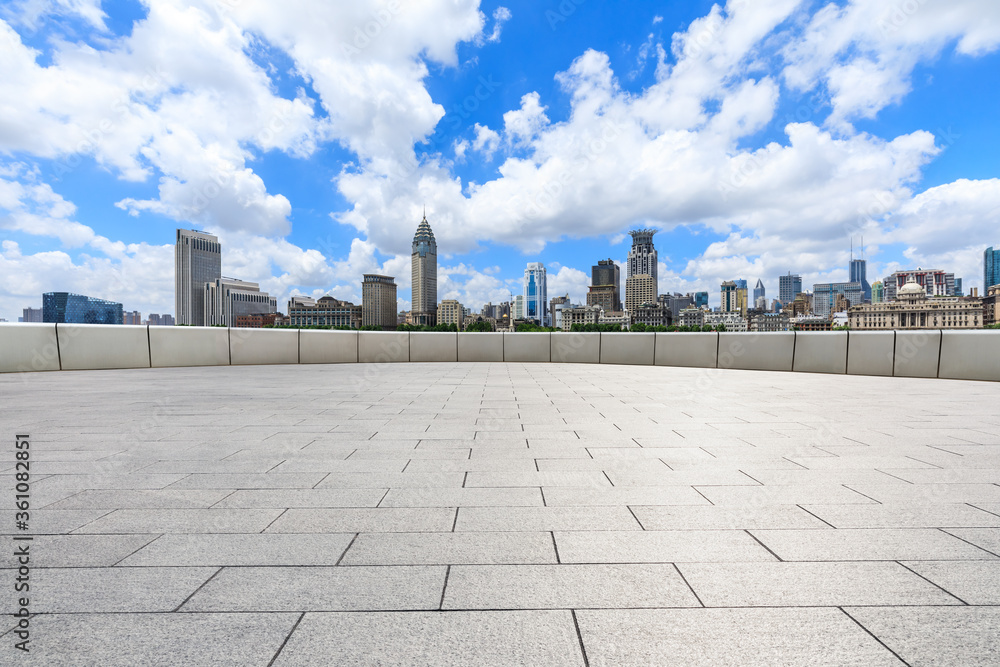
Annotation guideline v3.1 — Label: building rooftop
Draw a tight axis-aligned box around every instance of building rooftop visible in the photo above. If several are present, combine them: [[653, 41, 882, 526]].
[[5, 363, 999, 664]]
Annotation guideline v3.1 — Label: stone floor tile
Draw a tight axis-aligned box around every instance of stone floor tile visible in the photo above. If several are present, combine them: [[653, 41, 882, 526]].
[[542, 486, 710, 507], [209, 488, 387, 508], [27, 566, 217, 612], [443, 563, 699, 609], [181, 565, 445, 611], [379, 487, 543, 507], [900, 560, 1000, 604], [576, 608, 903, 666], [555, 530, 776, 563], [750, 528, 999, 561], [846, 607, 1000, 667], [942, 527, 1000, 555], [18, 613, 299, 666], [73, 508, 282, 534], [455, 506, 642, 531], [631, 505, 829, 530], [0, 534, 156, 568], [271, 611, 585, 666], [265, 507, 455, 533], [165, 473, 327, 489], [119, 533, 356, 566], [677, 561, 962, 606], [340, 531, 557, 565], [801, 504, 1000, 529], [465, 471, 613, 488], [695, 484, 876, 505], [42, 489, 235, 510], [314, 472, 465, 488]]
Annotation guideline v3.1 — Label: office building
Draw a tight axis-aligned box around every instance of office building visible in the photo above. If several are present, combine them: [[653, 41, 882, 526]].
[[627, 229, 658, 291], [411, 212, 438, 326], [146, 314, 175, 326], [438, 300, 464, 329], [848, 276, 983, 329], [513, 294, 524, 320], [678, 308, 704, 328], [204, 278, 277, 327], [871, 281, 884, 303], [813, 282, 863, 318], [587, 284, 618, 312], [659, 293, 694, 321], [362, 274, 397, 329], [523, 263, 548, 325], [43, 292, 123, 325], [984, 285, 998, 326], [954, 278, 963, 297], [849, 257, 871, 302], [561, 305, 601, 331], [753, 279, 765, 304], [124, 311, 142, 325], [287, 296, 361, 328], [748, 310, 790, 332], [591, 259, 621, 311], [704, 312, 747, 332], [21, 307, 43, 323], [779, 273, 802, 304], [235, 313, 284, 328], [550, 295, 572, 329], [721, 281, 738, 312], [882, 269, 955, 301], [986, 247, 1000, 292], [625, 274, 656, 312], [175, 229, 221, 326], [631, 303, 671, 328], [787, 292, 813, 317], [694, 291, 709, 308]]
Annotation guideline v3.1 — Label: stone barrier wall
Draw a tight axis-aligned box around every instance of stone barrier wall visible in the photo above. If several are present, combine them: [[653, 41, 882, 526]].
[[0, 324, 996, 382]]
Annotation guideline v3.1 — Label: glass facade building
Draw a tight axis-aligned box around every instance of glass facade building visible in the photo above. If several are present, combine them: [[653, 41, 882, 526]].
[[779, 273, 802, 304], [523, 262, 548, 325], [43, 293, 124, 324], [986, 246, 1000, 292]]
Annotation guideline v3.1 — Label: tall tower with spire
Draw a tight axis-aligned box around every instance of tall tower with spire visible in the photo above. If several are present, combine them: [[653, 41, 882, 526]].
[[411, 210, 438, 326]]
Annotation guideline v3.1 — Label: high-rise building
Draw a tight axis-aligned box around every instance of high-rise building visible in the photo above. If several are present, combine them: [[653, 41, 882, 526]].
[[21, 307, 42, 323], [523, 263, 548, 325], [721, 281, 738, 312], [362, 274, 398, 330], [954, 278, 963, 297], [753, 279, 765, 304], [175, 229, 222, 326], [986, 247, 1000, 291], [779, 273, 802, 304], [43, 292, 123, 324], [438, 300, 463, 328], [513, 294, 524, 320], [587, 285, 618, 312], [627, 229, 658, 286], [872, 281, 884, 303], [590, 259, 621, 310], [694, 292, 709, 308], [124, 311, 142, 325], [813, 282, 864, 318], [882, 269, 955, 301], [147, 314, 175, 326], [625, 274, 656, 312], [204, 278, 277, 326], [550, 295, 570, 329], [411, 212, 438, 326], [849, 258, 871, 302]]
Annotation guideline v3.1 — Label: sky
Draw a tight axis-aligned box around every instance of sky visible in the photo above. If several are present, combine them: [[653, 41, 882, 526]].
[[1, 0, 1000, 321]]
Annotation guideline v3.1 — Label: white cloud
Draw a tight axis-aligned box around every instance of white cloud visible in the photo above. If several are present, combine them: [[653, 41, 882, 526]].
[[486, 7, 512, 43], [471, 123, 500, 158]]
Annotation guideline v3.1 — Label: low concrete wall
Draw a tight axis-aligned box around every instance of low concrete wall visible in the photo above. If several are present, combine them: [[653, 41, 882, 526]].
[[654, 332, 718, 369], [847, 331, 895, 377], [3, 325, 998, 382], [300, 330, 358, 364], [359, 331, 409, 363], [458, 332, 503, 362], [551, 332, 600, 364], [58, 324, 150, 371], [719, 332, 794, 372], [939, 331, 1000, 382], [793, 332, 847, 374], [410, 332, 458, 362], [0, 323, 61, 373], [504, 332, 550, 362], [230, 328, 299, 366], [601, 333, 655, 365], [893, 330, 941, 379], [150, 326, 230, 368]]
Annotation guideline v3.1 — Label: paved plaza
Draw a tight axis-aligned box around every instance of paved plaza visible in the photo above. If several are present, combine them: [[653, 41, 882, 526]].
[[3, 362, 1000, 665]]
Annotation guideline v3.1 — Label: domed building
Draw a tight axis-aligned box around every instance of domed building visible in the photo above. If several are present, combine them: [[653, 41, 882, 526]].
[[848, 276, 983, 330]]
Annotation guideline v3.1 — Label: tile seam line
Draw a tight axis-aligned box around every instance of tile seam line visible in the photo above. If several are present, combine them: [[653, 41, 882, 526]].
[[266, 611, 305, 667], [894, 560, 970, 605], [839, 607, 912, 667]]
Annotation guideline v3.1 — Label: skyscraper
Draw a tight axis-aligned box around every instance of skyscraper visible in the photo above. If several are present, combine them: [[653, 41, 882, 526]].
[[626, 229, 657, 312], [204, 278, 277, 326], [986, 246, 1000, 291], [362, 274, 397, 330], [850, 258, 871, 302], [523, 263, 548, 325], [694, 292, 709, 308], [175, 229, 221, 326], [779, 273, 802, 304], [411, 212, 438, 326], [721, 281, 738, 312], [589, 259, 621, 311], [753, 279, 765, 303]]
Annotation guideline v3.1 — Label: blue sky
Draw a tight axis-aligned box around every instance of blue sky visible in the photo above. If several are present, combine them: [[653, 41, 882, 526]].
[[2, 0, 999, 321]]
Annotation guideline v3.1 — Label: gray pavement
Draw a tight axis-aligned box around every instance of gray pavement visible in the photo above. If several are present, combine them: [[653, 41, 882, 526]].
[[2, 362, 1000, 665]]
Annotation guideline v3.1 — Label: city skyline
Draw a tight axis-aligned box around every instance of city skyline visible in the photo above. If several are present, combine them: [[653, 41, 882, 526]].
[[2, 2, 1000, 322]]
